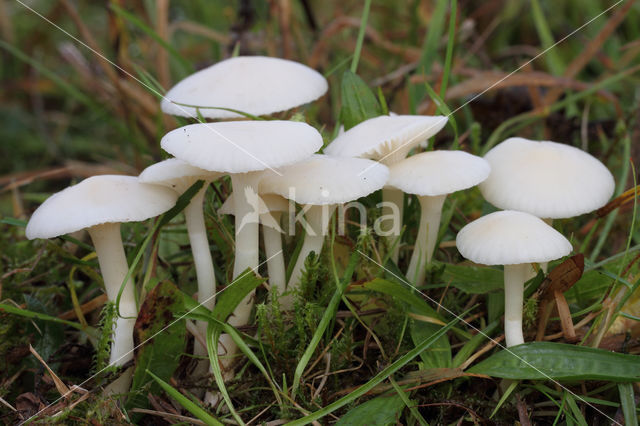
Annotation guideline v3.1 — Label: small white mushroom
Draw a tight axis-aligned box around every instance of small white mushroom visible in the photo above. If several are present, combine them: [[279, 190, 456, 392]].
[[456, 210, 572, 347], [139, 158, 222, 369], [479, 137, 615, 219], [26, 175, 178, 365], [260, 154, 389, 309], [325, 115, 448, 262], [161, 120, 322, 373], [161, 56, 328, 120], [387, 151, 490, 285]]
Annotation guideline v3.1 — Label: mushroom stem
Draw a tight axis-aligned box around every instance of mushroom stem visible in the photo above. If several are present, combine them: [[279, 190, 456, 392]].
[[284, 204, 335, 309], [183, 186, 216, 358], [262, 211, 286, 297], [381, 187, 404, 263], [87, 223, 137, 366], [406, 194, 446, 285], [503, 263, 531, 347], [231, 173, 261, 279], [218, 172, 261, 375]]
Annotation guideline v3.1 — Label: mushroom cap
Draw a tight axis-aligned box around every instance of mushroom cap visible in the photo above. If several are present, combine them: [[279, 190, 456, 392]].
[[139, 158, 222, 192], [259, 154, 389, 205], [161, 121, 323, 174], [479, 138, 615, 219], [161, 56, 328, 119], [26, 175, 178, 239], [456, 210, 572, 265], [387, 150, 490, 196], [324, 115, 448, 164]]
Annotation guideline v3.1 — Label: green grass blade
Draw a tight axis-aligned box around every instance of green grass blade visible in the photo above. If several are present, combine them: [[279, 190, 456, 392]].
[[0, 303, 89, 332], [439, 0, 457, 98], [590, 131, 631, 260], [206, 324, 244, 425], [208, 317, 283, 407], [410, 0, 448, 108], [286, 311, 465, 425], [109, 4, 192, 75], [564, 391, 589, 426], [291, 247, 360, 398], [423, 82, 458, 149], [350, 0, 372, 73], [146, 370, 223, 426], [389, 376, 428, 426], [452, 320, 500, 368], [618, 383, 639, 426], [115, 180, 205, 317], [530, 0, 565, 75]]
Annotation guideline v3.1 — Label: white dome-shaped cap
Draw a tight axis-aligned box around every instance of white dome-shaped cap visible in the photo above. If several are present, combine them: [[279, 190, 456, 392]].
[[161, 56, 328, 119], [26, 175, 178, 239], [161, 121, 323, 174], [259, 154, 389, 205], [139, 158, 221, 192], [479, 138, 615, 219], [456, 210, 572, 265], [387, 150, 490, 196], [324, 115, 448, 164]]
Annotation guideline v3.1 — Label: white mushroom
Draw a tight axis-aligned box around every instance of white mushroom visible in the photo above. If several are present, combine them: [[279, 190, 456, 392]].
[[161, 56, 328, 120], [161, 120, 322, 371], [480, 137, 615, 274], [260, 154, 389, 309], [26, 175, 178, 365], [456, 210, 572, 347], [480, 137, 615, 219], [324, 115, 448, 262], [139, 158, 221, 369], [387, 151, 490, 285]]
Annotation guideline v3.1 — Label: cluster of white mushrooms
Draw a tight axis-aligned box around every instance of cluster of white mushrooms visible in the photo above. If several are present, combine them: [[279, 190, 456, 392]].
[[24, 55, 615, 395]]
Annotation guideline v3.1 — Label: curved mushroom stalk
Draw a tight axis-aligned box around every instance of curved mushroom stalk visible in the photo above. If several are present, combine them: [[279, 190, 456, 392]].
[[183, 186, 217, 359], [87, 223, 137, 366], [283, 204, 336, 309], [406, 194, 446, 285], [262, 211, 286, 298], [381, 187, 404, 263]]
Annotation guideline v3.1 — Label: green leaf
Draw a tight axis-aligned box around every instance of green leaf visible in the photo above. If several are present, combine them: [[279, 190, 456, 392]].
[[363, 278, 444, 318], [439, 264, 504, 294], [147, 371, 223, 426], [212, 268, 265, 321], [411, 319, 451, 368], [468, 342, 640, 382], [339, 70, 381, 130], [334, 394, 404, 426], [564, 270, 609, 306], [127, 281, 186, 413]]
